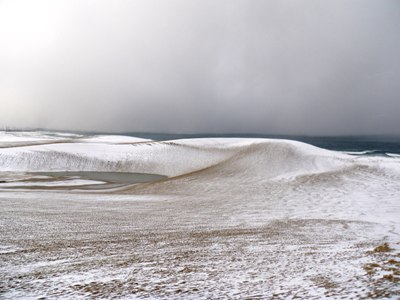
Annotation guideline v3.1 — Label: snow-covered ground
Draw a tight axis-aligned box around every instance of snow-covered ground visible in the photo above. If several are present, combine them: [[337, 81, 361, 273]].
[[0, 131, 399, 299]]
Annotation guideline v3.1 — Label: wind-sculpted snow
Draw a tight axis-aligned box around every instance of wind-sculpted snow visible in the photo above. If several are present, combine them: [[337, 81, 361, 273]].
[[1, 132, 400, 299], [0, 131, 150, 148], [0, 136, 351, 178], [0, 140, 230, 176]]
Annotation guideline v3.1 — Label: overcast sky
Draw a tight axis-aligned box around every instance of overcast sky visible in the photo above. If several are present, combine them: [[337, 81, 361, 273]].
[[0, 0, 399, 135]]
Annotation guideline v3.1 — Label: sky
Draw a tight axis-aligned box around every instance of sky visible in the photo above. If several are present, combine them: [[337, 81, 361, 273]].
[[0, 0, 399, 135]]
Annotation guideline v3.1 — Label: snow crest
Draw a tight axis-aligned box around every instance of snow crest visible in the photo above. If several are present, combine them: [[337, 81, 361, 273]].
[[0, 136, 353, 179]]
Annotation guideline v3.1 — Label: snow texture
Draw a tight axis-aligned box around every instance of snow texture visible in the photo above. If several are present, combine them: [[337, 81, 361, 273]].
[[0, 131, 399, 299]]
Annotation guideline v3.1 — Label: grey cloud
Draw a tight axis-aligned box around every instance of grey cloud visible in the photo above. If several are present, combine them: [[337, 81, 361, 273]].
[[0, 0, 399, 135]]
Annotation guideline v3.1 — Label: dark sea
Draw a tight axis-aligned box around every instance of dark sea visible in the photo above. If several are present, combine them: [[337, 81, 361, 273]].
[[121, 132, 400, 156]]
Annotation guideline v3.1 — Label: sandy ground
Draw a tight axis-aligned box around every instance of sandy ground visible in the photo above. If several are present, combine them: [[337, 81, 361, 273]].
[[0, 187, 399, 299]]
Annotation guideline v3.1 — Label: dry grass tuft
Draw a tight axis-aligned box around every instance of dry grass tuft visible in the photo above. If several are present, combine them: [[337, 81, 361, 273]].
[[373, 243, 392, 253]]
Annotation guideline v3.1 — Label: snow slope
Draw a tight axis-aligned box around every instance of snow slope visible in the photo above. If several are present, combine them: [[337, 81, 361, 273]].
[[1, 134, 399, 226], [1, 132, 400, 299], [0, 136, 349, 176]]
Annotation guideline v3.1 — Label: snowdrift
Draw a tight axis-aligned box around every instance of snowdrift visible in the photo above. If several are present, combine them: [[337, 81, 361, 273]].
[[0, 132, 360, 181]]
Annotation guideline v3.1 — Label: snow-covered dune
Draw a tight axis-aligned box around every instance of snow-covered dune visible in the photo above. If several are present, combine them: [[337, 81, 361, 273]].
[[2, 134, 399, 228], [0, 135, 352, 177], [1, 132, 399, 198], [1, 132, 400, 299], [0, 131, 150, 148]]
